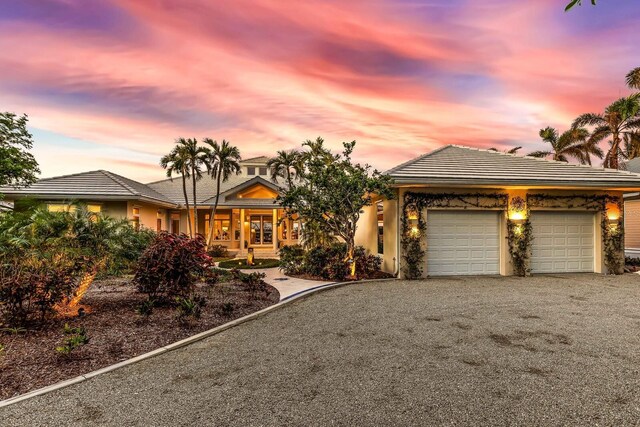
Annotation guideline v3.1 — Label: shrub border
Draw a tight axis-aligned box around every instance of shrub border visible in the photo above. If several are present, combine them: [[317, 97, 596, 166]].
[[0, 277, 397, 408]]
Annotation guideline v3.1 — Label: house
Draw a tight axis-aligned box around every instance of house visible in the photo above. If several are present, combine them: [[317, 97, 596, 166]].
[[0, 157, 299, 257], [622, 157, 640, 257], [366, 145, 640, 277]]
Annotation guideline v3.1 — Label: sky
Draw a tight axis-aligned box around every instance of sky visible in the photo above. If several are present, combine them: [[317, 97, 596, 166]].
[[1, 0, 639, 182]]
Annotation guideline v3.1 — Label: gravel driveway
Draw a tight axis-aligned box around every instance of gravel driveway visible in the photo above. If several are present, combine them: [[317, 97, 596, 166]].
[[3, 274, 640, 426]]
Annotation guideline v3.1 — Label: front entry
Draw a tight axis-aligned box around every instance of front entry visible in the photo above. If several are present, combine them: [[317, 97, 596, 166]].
[[250, 214, 273, 245]]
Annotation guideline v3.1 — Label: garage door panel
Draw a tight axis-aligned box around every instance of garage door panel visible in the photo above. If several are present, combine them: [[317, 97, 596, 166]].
[[531, 212, 594, 274], [427, 211, 500, 276]]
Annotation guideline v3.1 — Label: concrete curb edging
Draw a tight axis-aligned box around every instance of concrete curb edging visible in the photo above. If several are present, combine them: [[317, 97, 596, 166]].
[[0, 277, 397, 408]]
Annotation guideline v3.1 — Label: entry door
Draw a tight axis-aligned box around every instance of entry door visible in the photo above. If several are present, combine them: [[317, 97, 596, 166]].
[[530, 211, 595, 273], [426, 211, 500, 276], [250, 215, 273, 245]]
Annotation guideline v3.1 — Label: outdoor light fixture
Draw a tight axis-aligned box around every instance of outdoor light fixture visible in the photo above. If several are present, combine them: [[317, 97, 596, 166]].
[[410, 225, 420, 237], [508, 211, 526, 222]]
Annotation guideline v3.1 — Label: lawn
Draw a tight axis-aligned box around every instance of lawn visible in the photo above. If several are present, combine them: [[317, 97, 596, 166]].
[[4, 273, 640, 425], [0, 276, 279, 400]]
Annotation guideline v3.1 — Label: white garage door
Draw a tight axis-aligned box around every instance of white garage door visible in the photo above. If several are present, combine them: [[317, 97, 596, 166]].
[[426, 211, 500, 276], [530, 211, 595, 273]]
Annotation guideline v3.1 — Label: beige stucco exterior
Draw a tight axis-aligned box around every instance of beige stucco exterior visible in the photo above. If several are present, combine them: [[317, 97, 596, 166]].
[[368, 186, 624, 278]]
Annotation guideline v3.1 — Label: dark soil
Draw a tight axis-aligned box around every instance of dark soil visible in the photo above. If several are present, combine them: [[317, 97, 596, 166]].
[[0, 276, 279, 400]]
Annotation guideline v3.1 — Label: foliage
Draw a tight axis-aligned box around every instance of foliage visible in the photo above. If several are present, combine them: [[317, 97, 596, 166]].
[[602, 208, 625, 275], [627, 67, 640, 90], [267, 149, 303, 187], [565, 0, 596, 11], [278, 137, 394, 276], [202, 138, 242, 247], [300, 219, 337, 249], [136, 299, 155, 317], [230, 269, 268, 295], [218, 302, 235, 316], [278, 245, 306, 275], [0, 112, 40, 195], [55, 323, 89, 356], [218, 258, 280, 269], [133, 232, 212, 301], [175, 295, 206, 321], [0, 252, 82, 326], [279, 243, 382, 281], [161, 142, 195, 237], [507, 219, 533, 276], [528, 126, 603, 165], [207, 244, 229, 258], [572, 95, 640, 169]]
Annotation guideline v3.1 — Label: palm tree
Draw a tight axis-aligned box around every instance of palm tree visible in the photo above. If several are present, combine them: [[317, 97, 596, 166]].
[[202, 139, 241, 247], [627, 67, 640, 90], [573, 95, 640, 169], [267, 150, 302, 187], [161, 144, 193, 237], [529, 126, 603, 165], [488, 146, 522, 154], [176, 138, 208, 237]]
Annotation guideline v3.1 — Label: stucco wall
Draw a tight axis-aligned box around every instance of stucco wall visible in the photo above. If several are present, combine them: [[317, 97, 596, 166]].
[[354, 204, 379, 256]]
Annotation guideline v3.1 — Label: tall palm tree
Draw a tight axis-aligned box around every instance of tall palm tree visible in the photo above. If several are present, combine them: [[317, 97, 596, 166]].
[[529, 126, 603, 165], [176, 138, 208, 237], [573, 95, 640, 169], [626, 67, 640, 90], [202, 139, 241, 247], [160, 145, 193, 237], [267, 150, 302, 187]]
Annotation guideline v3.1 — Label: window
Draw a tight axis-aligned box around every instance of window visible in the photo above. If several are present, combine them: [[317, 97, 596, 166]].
[[291, 221, 300, 240], [46, 203, 101, 213], [171, 213, 180, 234], [250, 215, 273, 245], [281, 220, 288, 240], [156, 210, 163, 231], [212, 213, 231, 240], [247, 166, 256, 176], [377, 201, 384, 255], [259, 166, 267, 176], [132, 207, 140, 231]]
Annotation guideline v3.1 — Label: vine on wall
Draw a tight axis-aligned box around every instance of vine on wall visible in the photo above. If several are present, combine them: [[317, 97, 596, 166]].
[[401, 192, 508, 279], [506, 196, 532, 277]]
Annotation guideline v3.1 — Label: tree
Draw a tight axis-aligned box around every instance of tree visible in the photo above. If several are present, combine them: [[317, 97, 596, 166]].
[[160, 144, 193, 237], [267, 150, 303, 187], [627, 67, 640, 90], [573, 95, 640, 169], [278, 138, 394, 277], [565, 0, 596, 11], [488, 146, 522, 154], [528, 126, 603, 165], [202, 139, 241, 247], [0, 112, 40, 197], [176, 138, 208, 237]]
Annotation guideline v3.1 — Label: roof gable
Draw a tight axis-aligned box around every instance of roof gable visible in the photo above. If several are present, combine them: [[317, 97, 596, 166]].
[[387, 145, 640, 188], [201, 176, 281, 205]]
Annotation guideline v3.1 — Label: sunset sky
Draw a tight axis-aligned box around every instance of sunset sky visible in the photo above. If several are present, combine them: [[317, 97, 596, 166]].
[[1, 0, 638, 182]]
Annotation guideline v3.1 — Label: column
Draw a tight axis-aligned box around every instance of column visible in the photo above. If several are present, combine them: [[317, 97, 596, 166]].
[[239, 208, 245, 256], [272, 208, 278, 253]]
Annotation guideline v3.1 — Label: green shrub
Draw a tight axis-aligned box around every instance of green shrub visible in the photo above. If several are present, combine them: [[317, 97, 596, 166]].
[[136, 299, 155, 317], [56, 323, 89, 356], [207, 245, 229, 258], [218, 302, 234, 316], [278, 245, 305, 275], [231, 269, 268, 296], [175, 295, 207, 321], [133, 232, 212, 301]]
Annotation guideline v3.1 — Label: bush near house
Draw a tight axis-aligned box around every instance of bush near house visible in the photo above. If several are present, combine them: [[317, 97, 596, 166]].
[[133, 232, 213, 301], [279, 243, 385, 281]]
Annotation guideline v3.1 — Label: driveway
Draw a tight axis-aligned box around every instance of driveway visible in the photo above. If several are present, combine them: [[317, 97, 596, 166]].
[[3, 274, 640, 426]]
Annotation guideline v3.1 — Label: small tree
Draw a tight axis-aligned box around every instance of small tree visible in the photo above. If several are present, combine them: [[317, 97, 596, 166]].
[[0, 112, 40, 197], [278, 139, 393, 276]]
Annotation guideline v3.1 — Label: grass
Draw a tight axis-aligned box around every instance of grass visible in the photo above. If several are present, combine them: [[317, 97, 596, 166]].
[[218, 258, 280, 269]]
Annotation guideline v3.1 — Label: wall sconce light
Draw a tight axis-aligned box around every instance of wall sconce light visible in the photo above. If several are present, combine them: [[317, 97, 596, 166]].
[[508, 211, 526, 222], [410, 225, 420, 237], [408, 210, 418, 221], [607, 216, 619, 231]]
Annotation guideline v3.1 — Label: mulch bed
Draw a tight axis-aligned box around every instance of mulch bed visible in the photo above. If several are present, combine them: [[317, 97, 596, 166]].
[[0, 277, 279, 400]]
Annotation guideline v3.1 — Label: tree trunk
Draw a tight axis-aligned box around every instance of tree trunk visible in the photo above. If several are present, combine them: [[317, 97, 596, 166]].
[[611, 134, 621, 169], [181, 175, 193, 237], [192, 164, 198, 237], [346, 235, 356, 277], [207, 172, 223, 249]]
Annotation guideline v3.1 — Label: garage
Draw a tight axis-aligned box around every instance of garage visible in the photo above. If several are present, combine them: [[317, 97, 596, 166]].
[[426, 210, 500, 276], [530, 211, 595, 273]]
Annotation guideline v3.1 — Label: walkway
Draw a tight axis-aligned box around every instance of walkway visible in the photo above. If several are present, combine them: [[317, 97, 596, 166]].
[[241, 267, 332, 300]]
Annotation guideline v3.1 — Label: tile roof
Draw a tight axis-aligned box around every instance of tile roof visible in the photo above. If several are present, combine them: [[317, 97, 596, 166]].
[[0, 170, 176, 206], [386, 145, 640, 188], [240, 156, 270, 164]]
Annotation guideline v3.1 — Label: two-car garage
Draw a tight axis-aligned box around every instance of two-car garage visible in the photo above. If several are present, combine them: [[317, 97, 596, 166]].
[[425, 210, 596, 276]]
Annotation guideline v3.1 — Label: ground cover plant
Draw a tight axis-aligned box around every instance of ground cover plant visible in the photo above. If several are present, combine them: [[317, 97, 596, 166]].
[[217, 258, 280, 269]]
